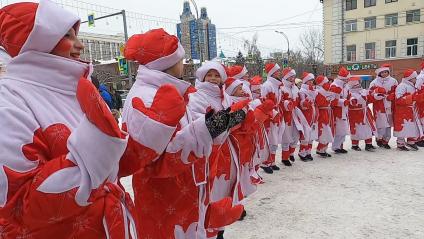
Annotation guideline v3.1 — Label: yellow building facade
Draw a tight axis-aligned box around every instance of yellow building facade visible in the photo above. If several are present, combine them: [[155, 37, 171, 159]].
[[322, 0, 424, 77]]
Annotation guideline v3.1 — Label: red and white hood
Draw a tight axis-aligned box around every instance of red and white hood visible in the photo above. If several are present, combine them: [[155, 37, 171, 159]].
[[20, 0, 80, 56]]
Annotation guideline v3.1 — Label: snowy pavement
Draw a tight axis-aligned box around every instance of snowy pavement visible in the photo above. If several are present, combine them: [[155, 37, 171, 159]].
[[121, 140, 424, 239]]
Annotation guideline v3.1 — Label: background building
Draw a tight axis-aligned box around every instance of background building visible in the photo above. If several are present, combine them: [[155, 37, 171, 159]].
[[321, 0, 424, 78], [79, 32, 125, 62], [177, 1, 217, 61]]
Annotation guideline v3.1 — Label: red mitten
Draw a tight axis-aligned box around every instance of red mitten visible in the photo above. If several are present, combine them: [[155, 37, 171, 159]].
[[374, 87, 386, 94], [266, 92, 277, 105], [132, 84, 186, 126], [386, 93, 395, 101], [330, 85, 342, 95], [343, 99, 349, 107], [204, 197, 244, 229], [76, 78, 124, 138], [257, 99, 275, 114], [230, 99, 251, 112], [242, 110, 256, 131]]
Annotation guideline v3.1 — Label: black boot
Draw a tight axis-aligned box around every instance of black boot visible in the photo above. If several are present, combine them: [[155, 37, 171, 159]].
[[351, 145, 361, 151], [382, 144, 391, 149], [289, 155, 296, 162], [377, 140, 384, 147], [407, 143, 419, 151], [339, 148, 348, 154], [317, 152, 331, 157], [260, 166, 273, 174], [306, 154, 314, 161], [271, 165, 280, 171], [416, 141, 424, 147], [397, 146, 410, 151], [217, 230, 225, 239], [299, 155, 309, 162], [365, 144, 376, 152], [282, 160, 292, 166], [238, 209, 247, 221]]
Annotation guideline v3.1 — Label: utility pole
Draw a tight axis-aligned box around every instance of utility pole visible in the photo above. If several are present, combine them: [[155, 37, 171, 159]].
[[81, 10, 133, 87], [275, 30, 290, 66]]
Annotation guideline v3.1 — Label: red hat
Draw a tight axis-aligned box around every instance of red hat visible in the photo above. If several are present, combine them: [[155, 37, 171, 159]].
[[348, 76, 361, 82], [224, 77, 243, 95], [0, 0, 80, 58], [228, 65, 248, 79], [249, 75, 262, 92], [302, 72, 315, 83], [265, 63, 280, 77], [403, 69, 418, 81], [315, 75, 329, 86], [375, 63, 391, 75], [0, 3, 37, 57], [337, 66, 350, 80], [125, 28, 185, 71], [282, 67, 296, 81]]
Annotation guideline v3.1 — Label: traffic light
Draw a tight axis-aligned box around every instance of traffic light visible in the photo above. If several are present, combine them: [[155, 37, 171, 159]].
[[283, 58, 288, 68], [88, 13, 95, 27]]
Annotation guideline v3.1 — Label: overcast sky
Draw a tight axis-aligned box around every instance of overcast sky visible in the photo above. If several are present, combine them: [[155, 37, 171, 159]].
[[1, 0, 324, 57], [98, 0, 324, 56]]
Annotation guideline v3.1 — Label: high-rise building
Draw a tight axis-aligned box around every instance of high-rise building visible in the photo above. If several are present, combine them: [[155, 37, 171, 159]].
[[321, 0, 424, 77], [177, 1, 217, 61]]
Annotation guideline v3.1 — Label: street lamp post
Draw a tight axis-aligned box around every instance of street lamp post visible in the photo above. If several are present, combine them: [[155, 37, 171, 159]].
[[275, 30, 290, 66], [190, 0, 203, 63]]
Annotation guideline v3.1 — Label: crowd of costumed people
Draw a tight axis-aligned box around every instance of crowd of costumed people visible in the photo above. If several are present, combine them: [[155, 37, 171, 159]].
[[1, 1, 424, 239]]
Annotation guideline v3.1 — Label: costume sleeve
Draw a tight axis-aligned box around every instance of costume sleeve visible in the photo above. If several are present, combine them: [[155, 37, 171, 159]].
[[0, 106, 127, 227]]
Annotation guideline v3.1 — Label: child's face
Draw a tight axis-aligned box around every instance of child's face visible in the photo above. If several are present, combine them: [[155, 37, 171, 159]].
[[410, 77, 417, 84], [204, 69, 222, 85], [232, 85, 245, 97], [306, 80, 314, 86], [287, 75, 296, 83], [51, 28, 84, 60], [380, 71, 390, 78]]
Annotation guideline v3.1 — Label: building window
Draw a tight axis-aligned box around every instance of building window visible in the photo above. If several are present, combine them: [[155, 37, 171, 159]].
[[346, 0, 357, 11], [365, 43, 376, 59], [385, 0, 397, 3], [385, 14, 398, 26], [407, 38, 418, 56], [385, 40, 396, 58], [364, 17, 376, 29], [347, 45, 356, 62], [406, 10, 420, 23], [345, 20, 357, 32], [364, 0, 376, 7]]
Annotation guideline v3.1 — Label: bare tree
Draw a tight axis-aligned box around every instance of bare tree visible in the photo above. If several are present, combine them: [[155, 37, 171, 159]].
[[243, 34, 264, 76], [299, 28, 324, 65]]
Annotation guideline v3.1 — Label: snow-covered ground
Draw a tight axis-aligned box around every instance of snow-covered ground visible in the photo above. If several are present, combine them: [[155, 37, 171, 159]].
[[121, 139, 424, 239]]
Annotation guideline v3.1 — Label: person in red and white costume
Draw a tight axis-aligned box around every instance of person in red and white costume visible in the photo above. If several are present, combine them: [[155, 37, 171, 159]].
[[369, 64, 398, 149], [280, 67, 310, 165], [330, 67, 351, 154], [121, 29, 244, 239], [248, 76, 270, 184], [260, 63, 284, 173], [227, 65, 252, 97], [346, 77, 377, 152], [187, 62, 245, 239], [315, 76, 336, 157], [0, 1, 137, 238], [415, 61, 424, 147], [393, 69, 424, 151], [298, 72, 319, 161]]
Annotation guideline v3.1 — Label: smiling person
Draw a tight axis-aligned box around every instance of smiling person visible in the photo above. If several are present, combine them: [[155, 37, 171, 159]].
[[0, 1, 136, 238]]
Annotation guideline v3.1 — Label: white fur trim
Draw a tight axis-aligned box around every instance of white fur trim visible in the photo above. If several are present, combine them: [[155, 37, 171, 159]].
[[267, 64, 280, 77], [37, 166, 80, 193], [196, 61, 227, 82], [233, 65, 248, 79], [225, 79, 244, 95], [20, 0, 80, 55], [337, 73, 351, 81], [375, 67, 390, 75], [128, 107, 177, 154], [403, 71, 418, 82], [145, 42, 185, 71], [282, 69, 296, 81], [302, 73, 315, 83], [67, 116, 128, 206]]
